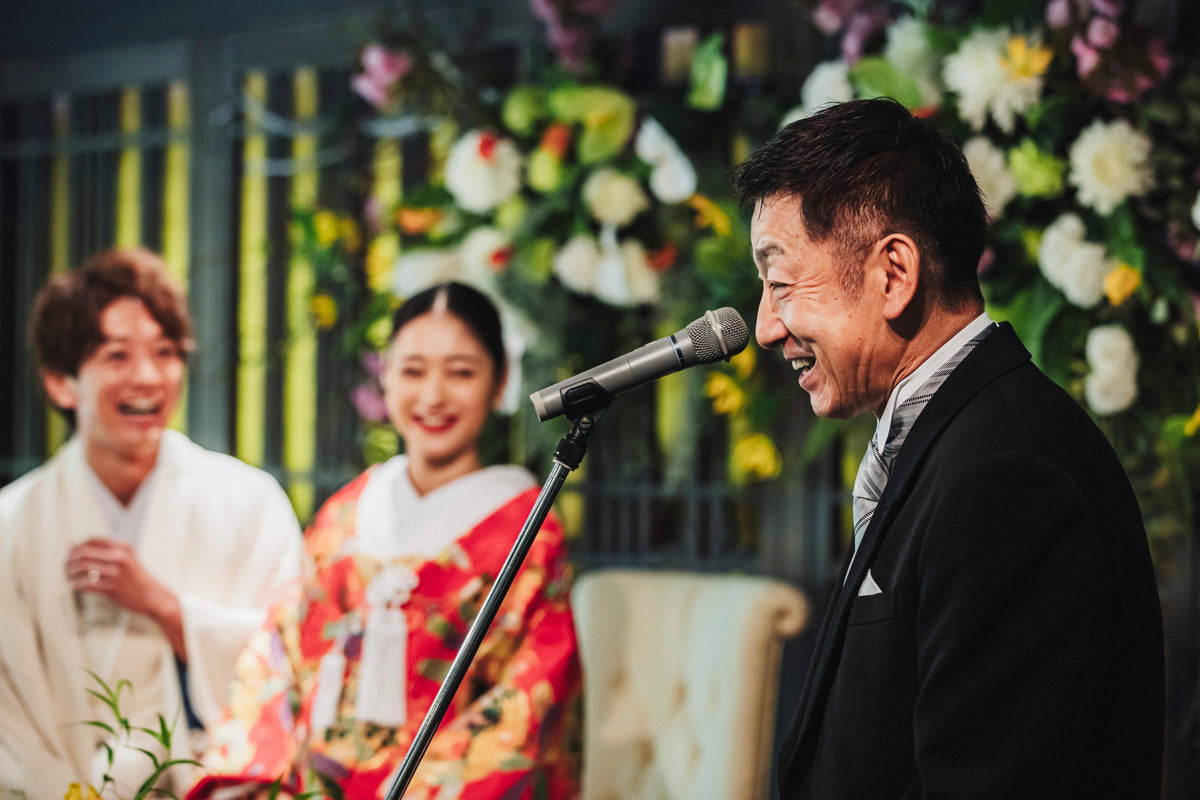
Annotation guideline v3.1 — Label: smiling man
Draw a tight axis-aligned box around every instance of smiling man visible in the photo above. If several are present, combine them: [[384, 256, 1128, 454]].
[[734, 98, 1164, 799], [0, 248, 302, 798]]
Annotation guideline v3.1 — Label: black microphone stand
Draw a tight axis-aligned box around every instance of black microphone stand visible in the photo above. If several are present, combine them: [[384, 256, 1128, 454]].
[[382, 407, 606, 800]]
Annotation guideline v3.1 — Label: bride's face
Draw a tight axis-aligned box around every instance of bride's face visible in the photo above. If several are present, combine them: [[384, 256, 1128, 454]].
[[381, 310, 503, 477]]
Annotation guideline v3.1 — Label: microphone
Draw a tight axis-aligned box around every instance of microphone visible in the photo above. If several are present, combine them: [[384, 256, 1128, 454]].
[[530, 307, 750, 421]]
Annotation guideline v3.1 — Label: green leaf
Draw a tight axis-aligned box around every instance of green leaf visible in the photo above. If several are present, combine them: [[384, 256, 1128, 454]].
[[687, 33, 728, 111], [849, 57, 924, 109]]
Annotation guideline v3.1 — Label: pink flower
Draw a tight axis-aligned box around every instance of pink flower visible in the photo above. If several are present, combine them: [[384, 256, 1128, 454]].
[[1089, 0, 1123, 18], [1046, 0, 1073, 28], [362, 44, 412, 88], [1072, 35, 1101, 77], [1086, 16, 1119, 49], [351, 44, 412, 109]]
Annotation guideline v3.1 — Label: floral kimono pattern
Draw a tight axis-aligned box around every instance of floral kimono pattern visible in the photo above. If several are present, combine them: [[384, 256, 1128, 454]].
[[189, 468, 582, 799]]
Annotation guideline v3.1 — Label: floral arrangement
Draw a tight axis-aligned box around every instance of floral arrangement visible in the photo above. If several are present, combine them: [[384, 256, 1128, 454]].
[[792, 0, 1200, 551], [302, 0, 780, 483]]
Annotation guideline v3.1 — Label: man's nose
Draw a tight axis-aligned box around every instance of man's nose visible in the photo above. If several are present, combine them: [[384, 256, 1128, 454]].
[[755, 290, 785, 350]]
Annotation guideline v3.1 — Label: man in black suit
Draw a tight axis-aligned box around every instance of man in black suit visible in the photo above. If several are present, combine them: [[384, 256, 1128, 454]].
[[734, 97, 1164, 799]]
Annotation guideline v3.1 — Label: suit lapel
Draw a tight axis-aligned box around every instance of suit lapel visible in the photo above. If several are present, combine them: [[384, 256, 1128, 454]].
[[778, 324, 1031, 788]]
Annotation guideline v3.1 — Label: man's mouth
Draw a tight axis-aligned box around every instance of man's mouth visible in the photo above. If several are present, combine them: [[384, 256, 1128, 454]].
[[118, 400, 162, 416], [790, 357, 815, 376]]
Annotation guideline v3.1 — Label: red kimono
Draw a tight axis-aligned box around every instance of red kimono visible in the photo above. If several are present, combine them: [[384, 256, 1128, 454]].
[[188, 463, 582, 799]]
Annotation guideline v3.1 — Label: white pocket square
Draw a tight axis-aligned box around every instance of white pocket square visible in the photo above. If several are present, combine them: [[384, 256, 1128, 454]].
[[858, 569, 883, 596]]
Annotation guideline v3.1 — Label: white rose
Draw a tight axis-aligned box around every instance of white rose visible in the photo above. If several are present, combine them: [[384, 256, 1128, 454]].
[[963, 137, 1016, 219], [553, 234, 601, 295], [1038, 213, 1110, 307], [1084, 367, 1138, 415], [1068, 118, 1153, 216], [444, 130, 523, 214], [1084, 324, 1139, 415], [582, 168, 650, 228], [1085, 324, 1139, 373]]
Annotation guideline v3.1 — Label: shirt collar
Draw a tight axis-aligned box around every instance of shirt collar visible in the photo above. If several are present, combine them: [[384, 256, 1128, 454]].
[[871, 311, 995, 450]]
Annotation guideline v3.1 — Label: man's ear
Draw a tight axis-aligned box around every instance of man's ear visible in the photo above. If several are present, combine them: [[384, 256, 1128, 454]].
[[41, 370, 80, 411], [878, 233, 920, 321]]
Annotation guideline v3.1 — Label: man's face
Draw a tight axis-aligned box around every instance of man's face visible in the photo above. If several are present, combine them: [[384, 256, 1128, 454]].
[[44, 296, 185, 466], [751, 194, 894, 420]]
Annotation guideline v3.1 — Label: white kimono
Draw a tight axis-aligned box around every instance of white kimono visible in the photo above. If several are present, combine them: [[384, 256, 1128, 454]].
[[0, 430, 303, 799]]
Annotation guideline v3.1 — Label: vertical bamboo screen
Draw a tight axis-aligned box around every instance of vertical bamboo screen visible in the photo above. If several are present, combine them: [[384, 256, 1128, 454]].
[[1, 20, 837, 577]]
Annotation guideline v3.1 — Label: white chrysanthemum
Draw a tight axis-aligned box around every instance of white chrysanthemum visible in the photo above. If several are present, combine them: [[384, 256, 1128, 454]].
[[884, 18, 943, 108], [1037, 213, 1112, 307], [458, 227, 511, 284], [1084, 324, 1139, 415], [553, 234, 602, 295], [942, 27, 1044, 133], [963, 137, 1016, 219], [582, 168, 650, 228], [392, 248, 461, 298], [444, 130, 523, 214], [782, 61, 854, 126], [1067, 118, 1154, 216]]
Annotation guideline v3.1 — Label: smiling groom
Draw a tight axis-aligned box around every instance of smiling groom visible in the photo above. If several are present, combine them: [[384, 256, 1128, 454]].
[[735, 98, 1164, 799], [0, 248, 302, 798]]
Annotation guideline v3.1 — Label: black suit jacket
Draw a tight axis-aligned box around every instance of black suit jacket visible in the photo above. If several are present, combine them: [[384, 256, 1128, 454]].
[[777, 323, 1164, 799]]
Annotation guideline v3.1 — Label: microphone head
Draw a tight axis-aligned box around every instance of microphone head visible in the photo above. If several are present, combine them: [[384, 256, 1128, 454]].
[[687, 307, 750, 363]]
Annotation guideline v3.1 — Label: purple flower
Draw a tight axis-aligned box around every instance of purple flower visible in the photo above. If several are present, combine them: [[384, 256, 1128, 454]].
[[360, 350, 384, 378], [351, 383, 388, 423]]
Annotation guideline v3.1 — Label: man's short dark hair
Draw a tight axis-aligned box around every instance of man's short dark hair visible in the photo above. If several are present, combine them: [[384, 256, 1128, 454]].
[[30, 246, 193, 379], [732, 97, 987, 309]]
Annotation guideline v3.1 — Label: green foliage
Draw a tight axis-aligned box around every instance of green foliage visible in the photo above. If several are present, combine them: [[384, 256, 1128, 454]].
[[74, 672, 201, 800]]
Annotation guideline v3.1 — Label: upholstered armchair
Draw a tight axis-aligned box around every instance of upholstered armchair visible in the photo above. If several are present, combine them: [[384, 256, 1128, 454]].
[[571, 568, 809, 800]]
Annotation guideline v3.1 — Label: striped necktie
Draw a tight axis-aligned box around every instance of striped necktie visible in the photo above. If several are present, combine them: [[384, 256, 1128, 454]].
[[851, 325, 995, 550]]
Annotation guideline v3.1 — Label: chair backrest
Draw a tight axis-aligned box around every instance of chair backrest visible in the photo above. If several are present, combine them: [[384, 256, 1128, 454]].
[[572, 568, 809, 800]]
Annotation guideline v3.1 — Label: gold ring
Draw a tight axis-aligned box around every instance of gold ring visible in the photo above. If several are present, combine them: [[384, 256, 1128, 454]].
[[87, 568, 101, 584]]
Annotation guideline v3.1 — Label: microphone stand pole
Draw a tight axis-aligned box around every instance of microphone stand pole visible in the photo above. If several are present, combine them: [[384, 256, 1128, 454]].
[[383, 408, 606, 800]]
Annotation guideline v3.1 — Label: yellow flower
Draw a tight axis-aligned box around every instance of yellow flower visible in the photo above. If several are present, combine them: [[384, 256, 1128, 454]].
[[338, 215, 362, 253], [1104, 263, 1141, 306], [705, 372, 746, 416], [64, 783, 102, 800], [729, 345, 756, 379], [309, 292, 338, 330], [1184, 403, 1200, 437], [314, 210, 340, 248], [732, 431, 782, 482], [366, 236, 398, 293], [1001, 35, 1053, 81], [688, 193, 732, 236]]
